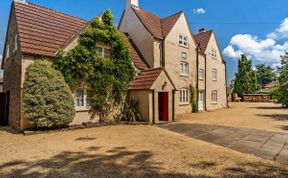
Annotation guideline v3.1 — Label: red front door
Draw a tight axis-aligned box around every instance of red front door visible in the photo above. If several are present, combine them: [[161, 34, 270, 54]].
[[158, 92, 169, 121]]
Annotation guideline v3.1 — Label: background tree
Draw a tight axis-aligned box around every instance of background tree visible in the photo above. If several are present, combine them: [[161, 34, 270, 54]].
[[234, 54, 260, 96], [275, 52, 288, 107], [23, 60, 75, 129], [255, 64, 276, 87]]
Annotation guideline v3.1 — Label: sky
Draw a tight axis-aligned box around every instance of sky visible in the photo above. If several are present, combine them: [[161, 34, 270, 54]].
[[1, 0, 288, 82]]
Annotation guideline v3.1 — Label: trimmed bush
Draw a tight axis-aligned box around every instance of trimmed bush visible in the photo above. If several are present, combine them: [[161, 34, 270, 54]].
[[23, 60, 75, 129]]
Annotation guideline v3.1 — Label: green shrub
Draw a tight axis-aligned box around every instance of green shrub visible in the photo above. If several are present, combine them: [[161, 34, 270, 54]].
[[23, 60, 75, 129], [118, 98, 142, 123], [190, 85, 198, 113]]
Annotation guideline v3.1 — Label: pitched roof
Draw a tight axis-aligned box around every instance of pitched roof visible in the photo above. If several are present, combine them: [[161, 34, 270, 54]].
[[13, 1, 89, 57], [264, 81, 276, 89], [194, 30, 213, 53], [129, 68, 164, 90], [121, 33, 149, 70], [131, 6, 183, 40], [161, 11, 183, 38]]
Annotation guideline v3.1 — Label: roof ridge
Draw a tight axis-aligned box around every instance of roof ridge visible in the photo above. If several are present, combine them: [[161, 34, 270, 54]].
[[142, 67, 164, 72], [14, 1, 88, 23], [161, 11, 183, 20]]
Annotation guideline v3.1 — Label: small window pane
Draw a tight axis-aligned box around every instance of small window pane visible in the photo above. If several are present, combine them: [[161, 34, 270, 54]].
[[86, 90, 93, 107], [96, 47, 103, 56], [104, 49, 111, 59], [182, 52, 187, 59], [76, 90, 84, 107]]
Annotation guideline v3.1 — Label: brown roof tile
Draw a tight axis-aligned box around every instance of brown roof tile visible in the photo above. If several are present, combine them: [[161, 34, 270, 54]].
[[129, 68, 164, 90], [161, 11, 183, 38], [121, 33, 149, 70], [194, 30, 213, 54], [131, 6, 182, 40], [13, 2, 89, 57]]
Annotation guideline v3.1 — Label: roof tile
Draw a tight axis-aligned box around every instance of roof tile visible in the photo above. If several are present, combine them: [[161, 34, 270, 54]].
[[129, 68, 163, 90], [131, 6, 182, 40], [13, 2, 89, 57], [194, 30, 213, 54]]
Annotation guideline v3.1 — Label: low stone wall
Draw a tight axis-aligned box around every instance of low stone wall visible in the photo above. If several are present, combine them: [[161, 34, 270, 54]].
[[243, 94, 272, 102]]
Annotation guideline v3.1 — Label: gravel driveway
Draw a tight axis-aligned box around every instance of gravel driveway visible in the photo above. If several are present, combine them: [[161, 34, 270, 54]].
[[0, 125, 288, 177]]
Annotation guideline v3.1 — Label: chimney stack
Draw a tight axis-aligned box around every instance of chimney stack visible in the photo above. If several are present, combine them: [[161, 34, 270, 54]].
[[14, 0, 27, 4], [199, 28, 206, 33], [126, 0, 139, 10]]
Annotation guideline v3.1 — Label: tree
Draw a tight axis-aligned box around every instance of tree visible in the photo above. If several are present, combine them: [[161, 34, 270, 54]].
[[234, 54, 260, 96], [275, 52, 288, 107], [23, 60, 75, 129], [255, 64, 276, 87]]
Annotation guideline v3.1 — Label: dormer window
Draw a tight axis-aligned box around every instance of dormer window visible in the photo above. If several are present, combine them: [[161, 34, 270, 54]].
[[179, 35, 188, 47], [211, 48, 217, 58]]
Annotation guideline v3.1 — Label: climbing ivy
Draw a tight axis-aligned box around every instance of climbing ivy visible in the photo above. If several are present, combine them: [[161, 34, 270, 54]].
[[189, 85, 198, 113], [53, 10, 135, 115]]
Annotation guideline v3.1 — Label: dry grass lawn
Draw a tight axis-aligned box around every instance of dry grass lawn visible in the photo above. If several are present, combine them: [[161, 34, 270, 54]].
[[0, 125, 287, 177], [177, 102, 288, 133]]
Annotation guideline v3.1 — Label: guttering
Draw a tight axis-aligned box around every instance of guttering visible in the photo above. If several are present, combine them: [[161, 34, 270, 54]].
[[224, 62, 229, 108], [172, 90, 175, 121], [196, 44, 200, 111]]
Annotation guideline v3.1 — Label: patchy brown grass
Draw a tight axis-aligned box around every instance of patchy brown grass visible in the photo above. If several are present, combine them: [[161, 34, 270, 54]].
[[0, 125, 287, 177], [177, 102, 288, 133]]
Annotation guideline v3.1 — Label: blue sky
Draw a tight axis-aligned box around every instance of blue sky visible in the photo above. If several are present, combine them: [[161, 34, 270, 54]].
[[1, 0, 288, 81]]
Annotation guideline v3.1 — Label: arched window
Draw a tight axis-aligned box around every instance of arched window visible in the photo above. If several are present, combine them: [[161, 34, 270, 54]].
[[199, 69, 204, 80], [211, 90, 218, 103], [180, 62, 189, 76]]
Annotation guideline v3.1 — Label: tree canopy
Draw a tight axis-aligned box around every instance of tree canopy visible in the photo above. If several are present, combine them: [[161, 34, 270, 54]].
[[275, 52, 288, 107], [255, 64, 276, 87], [53, 10, 135, 114], [23, 60, 75, 129], [234, 54, 260, 96]]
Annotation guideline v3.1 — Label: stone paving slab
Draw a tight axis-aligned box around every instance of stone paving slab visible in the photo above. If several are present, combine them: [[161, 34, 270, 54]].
[[157, 123, 288, 165]]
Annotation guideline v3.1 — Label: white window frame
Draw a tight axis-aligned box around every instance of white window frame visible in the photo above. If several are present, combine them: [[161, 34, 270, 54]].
[[14, 35, 18, 52], [179, 35, 188, 47], [211, 90, 218, 104], [212, 69, 217, 81], [182, 52, 187, 59], [74, 89, 92, 109], [199, 69, 204, 80], [211, 48, 217, 58], [179, 88, 189, 105], [96, 46, 111, 59], [180, 62, 189, 76]]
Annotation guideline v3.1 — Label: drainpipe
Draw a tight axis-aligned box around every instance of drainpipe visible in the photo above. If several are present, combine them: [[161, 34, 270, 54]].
[[204, 53, 208, 111], [161, 41, 166, 67], [172, 90, 175, 122], [152, 90, 155, 124], [224, 62, 229, 108], [196, 45, 200, 111]]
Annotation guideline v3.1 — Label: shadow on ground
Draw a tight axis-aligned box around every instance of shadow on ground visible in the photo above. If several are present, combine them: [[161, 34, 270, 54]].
[[0, 146, 287, 178]]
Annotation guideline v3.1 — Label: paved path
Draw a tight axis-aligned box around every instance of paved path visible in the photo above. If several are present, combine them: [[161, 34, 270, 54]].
[[158, 122, 288, 165]]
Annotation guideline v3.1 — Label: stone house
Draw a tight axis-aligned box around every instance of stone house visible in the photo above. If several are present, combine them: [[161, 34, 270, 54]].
[[1, 0, 228, 130], [119, 0, 228, 114]]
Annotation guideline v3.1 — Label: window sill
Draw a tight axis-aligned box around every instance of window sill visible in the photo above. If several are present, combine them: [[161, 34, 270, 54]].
[[180, 74, 189, 78], [211, 57, 217, 60], [75, 107, 92, 112], [178, 44, 189, 49], [211, 102, 218, 105], [199, 78, 204, 81], [212, 79, 217, 81], [179, 103, 190, 106]]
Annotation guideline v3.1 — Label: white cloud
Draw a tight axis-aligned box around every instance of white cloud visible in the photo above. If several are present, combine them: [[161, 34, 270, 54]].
[[193, 8, 206, 14], [223, 18, 288, 67], [223, 45, 243, 58], [267, 18, 288, 40]]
